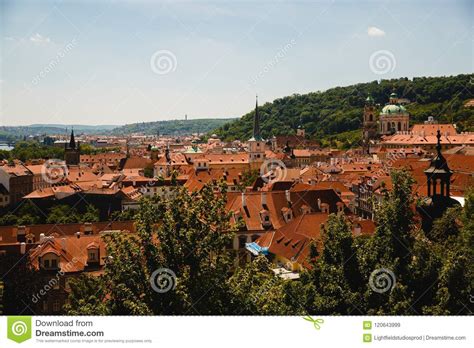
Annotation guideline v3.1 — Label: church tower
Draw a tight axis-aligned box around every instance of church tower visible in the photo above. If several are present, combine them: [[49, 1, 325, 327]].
[[424, 130, 452, 200], [418, 130, 459, 232], [64, 129, 80, 166], [248, 96, 266, 168], [362, 94, 377, 154]]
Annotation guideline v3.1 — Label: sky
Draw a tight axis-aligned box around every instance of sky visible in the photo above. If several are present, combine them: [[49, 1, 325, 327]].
[[0, 0, 472, 126]]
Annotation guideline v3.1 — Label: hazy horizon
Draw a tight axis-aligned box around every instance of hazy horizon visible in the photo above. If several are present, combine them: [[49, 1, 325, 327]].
[[1, 0, 472, 126]]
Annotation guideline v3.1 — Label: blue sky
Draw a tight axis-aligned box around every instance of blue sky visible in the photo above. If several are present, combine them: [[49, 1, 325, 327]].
[[0, 0, 472, 126]]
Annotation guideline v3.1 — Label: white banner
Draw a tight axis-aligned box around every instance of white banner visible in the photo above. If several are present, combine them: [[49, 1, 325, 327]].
[[0, 316, 472, 347]]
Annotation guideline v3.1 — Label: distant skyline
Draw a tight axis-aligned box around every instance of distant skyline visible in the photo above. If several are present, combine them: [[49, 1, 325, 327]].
[[1, 0, 472, 126]]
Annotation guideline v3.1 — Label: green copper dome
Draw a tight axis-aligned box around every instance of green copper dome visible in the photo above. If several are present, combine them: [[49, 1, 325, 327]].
[[381, 104, 408, 115]]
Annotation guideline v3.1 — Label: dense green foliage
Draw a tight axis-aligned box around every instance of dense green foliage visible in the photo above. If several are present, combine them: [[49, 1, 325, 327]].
[[111, 118, 234, 136], [0, 203, 100, 226], [64, 172, 473, 315], [5, 141, 65, 162], [0, 141, 120, 162], [213, 74, 474, 144], [65, 183, 237, 315]]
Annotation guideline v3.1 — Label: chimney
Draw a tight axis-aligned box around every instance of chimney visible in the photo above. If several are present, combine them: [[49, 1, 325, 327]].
[[84, 222, 93, 235], [61, 238, 67, 250], [76, 231, 81, 239], [261, 191, 267, 207], [285, 190, 291, 203], [241, 192, 246, 207], [317, 198, 321, 210], [20, 242, 26, 255], [39, 233, 45, 243]]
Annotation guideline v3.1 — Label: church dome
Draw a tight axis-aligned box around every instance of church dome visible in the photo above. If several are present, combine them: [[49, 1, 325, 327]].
[[381, 104, 408, 115]]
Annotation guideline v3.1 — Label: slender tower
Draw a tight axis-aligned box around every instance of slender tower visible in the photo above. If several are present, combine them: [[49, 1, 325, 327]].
[[248, 95, 266, 168]]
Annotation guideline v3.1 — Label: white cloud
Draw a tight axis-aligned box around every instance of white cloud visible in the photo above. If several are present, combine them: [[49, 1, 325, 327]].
[[30, 33, 52, 45], [368, 26, 386, 37]]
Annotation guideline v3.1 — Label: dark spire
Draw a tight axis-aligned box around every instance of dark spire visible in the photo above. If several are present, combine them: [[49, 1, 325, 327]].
[[253, 95, 262, 141], [69, 129, 76, 149], [430, 130, 449, 170]]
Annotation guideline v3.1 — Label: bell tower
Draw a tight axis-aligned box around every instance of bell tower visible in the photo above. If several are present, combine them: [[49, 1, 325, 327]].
[[248, 96, 266, 168], [362, 94, 377, 154], [424, 130, 452, 199], [418, 130, 459, 232], [64, 129, 80, 166]]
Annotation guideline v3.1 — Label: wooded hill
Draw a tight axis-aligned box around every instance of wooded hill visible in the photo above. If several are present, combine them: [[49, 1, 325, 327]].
[[213, 74, 474, 148]]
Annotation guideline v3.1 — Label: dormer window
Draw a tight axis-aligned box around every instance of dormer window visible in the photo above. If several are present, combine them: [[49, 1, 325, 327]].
[[281, 208, 292, 223], [260, 210, 271, 227], [87, 242, 100, 264], [41, 252, 59, 270]]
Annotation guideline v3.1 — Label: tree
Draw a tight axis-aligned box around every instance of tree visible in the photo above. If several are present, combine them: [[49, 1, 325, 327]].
[[46, 205, 80, 224], [66, 182, 237, 315], [228, 256, 296, 315], [300, 214, 364, 314], [358, 170, 415, 314], [424, 190, 474, 314], [81, 204, 100, 223]]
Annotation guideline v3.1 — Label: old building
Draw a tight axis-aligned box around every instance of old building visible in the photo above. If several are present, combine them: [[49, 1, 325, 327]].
[[379, 92, 410, 135], [247, 97, 266, 169], [0, 161, 33, 206], [362, 94, 378, 154], [64, 130, 80, 166], [417, 130, 460, 232]]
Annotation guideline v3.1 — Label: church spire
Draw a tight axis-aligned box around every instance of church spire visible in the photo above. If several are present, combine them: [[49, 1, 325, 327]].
[[69, 129, 76, 149], [253, 95, 262, 141]]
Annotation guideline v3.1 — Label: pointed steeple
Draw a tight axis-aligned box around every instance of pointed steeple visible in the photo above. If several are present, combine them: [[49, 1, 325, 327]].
[[69, 129, 76, 149], [252, 95, 262, 141], [430, 130, 449, 170], [424, 129, 452, 198]]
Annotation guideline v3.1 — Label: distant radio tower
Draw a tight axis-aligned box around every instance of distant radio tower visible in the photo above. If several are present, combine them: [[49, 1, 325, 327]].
[[185, 114, 188, 121]]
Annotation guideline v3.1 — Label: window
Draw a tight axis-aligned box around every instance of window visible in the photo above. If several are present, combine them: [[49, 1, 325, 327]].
[[52, 301, 61, 312], [42, 253, 59, 270], [88, 248, 99, 263]]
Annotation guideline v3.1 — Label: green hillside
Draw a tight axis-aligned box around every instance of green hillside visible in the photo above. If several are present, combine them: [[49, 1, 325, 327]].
[[111, 118, 234, 136], [213, 74, 474, 147], [0, 124, 118, 142]]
